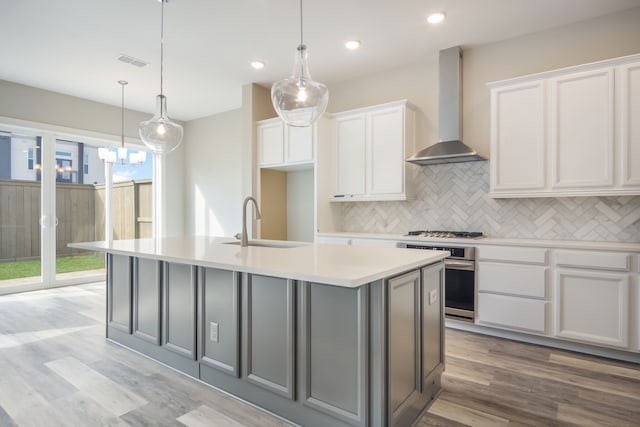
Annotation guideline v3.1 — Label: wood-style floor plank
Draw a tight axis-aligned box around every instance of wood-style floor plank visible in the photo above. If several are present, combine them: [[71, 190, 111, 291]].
[[1, 283, 640, 427]]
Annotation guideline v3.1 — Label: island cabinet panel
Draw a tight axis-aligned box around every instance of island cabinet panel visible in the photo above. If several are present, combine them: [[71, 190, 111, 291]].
[[198, 268, 239, 377], [422, 263, 444, 385], [300, 282, 369, 426], [243, 275, 295, 399], [388, 270, 421, 426], [107, 254, 132, 333], [132, 257, 161, 344], [163, 262, 197, 359]]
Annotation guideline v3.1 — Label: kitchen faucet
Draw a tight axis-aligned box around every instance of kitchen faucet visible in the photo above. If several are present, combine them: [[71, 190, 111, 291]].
[[241, 196, 261, 247]]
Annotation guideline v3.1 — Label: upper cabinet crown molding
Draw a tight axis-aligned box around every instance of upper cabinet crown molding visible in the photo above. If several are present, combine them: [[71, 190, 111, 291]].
[[488, 53, 640, 198], [330, 99, 416, 202]]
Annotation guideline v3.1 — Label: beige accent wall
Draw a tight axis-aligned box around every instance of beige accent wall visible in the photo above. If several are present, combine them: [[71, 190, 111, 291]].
[[327, 6, 640, 159], [260, 169, 287, 240]]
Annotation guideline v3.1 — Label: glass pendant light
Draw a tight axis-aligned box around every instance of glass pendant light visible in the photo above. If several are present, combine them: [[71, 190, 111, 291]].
[[139, 0, 183, 153], [271, 0, 328, 127]]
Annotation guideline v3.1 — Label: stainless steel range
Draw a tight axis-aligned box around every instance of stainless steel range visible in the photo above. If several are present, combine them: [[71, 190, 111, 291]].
[[401, 230, 482, 321]]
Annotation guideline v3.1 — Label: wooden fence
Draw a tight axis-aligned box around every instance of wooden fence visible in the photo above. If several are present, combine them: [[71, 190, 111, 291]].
[[0, 179, 152, 261]]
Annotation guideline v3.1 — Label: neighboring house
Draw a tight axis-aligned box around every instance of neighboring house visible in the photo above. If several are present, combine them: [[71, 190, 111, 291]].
[[0, 132, 105, 184]]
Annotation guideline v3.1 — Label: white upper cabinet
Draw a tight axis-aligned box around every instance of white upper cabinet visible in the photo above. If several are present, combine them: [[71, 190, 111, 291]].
[[332, 100, 415, 201], [257, 118, 314, 168], [550, 68, 614, 189], [335, 114, 366, 196], [488, 53, 640, 197], [490, 80, 546, 192], [621, 61, 640, 187]]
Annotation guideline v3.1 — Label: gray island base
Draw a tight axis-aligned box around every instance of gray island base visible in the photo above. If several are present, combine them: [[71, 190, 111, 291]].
[[71, 237, 447, 427]]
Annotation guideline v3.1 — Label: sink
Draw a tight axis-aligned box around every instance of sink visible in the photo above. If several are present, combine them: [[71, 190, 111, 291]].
[[223, 240, 308, 249]]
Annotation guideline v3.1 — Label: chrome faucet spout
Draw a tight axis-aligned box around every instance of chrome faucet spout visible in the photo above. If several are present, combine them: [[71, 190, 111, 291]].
[[241, 196, 261, 247]]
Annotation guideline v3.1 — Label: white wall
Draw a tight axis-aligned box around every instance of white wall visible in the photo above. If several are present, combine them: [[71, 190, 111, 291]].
[[286, 169, 314, 242], [184, 108, 243, 236]]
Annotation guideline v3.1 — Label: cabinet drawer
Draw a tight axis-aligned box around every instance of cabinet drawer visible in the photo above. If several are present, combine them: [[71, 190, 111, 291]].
[[478, 246, 548, 264], [478, 262, 548, 298], [477, 293, 548, 334], [555, 250, 630, 271]]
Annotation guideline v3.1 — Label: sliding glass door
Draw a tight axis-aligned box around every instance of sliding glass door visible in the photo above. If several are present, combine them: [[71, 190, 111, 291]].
[[0, 131, 43, 290], [0, 125, 151, 294]]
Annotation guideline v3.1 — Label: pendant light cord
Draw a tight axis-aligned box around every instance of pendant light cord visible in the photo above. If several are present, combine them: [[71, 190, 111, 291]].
[[160, 0, 165, 97], [121, 82, 125, 148], [299, 0, 303, 46]]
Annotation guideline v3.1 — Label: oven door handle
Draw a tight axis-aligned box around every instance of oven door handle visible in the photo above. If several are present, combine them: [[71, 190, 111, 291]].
[[444, 260, 475, 271]]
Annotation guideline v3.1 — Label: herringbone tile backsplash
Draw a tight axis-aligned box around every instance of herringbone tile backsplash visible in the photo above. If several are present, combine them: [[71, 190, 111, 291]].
[[342, 162, 640, 242]]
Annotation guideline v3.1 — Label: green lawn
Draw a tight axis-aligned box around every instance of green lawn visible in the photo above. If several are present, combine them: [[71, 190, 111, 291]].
[[0, 254, 105, 280]]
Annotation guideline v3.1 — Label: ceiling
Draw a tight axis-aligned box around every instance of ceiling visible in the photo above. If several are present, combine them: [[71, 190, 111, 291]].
[[2, 0, 640, 121]]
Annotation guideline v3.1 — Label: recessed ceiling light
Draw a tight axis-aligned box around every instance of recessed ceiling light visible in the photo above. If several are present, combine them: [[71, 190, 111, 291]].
[[427, 12, 445, 24], [251, 61, 265, 69], [345, 40, 361, 50]]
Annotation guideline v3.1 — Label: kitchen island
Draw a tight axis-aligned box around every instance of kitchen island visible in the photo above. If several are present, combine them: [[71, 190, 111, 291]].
[[70, 237, 448, 427]]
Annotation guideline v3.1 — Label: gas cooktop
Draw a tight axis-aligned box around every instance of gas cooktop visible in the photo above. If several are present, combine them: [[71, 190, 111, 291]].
[[406, 230, 484, 239]]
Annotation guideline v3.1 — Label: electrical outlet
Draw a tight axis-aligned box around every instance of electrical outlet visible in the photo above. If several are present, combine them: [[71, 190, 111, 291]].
[[429, 289, 437, 305], [210, 322, 219, 342]]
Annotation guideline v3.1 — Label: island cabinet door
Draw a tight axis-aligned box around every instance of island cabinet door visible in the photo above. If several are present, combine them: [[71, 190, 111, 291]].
[[388, 269, 422, 426], [388, 270, 422, 426], [162, 262, 197, 359], [197, 268, 240, 377], [107, 254, 132, 334], [132, 257, 161, 345], [300, 282, 369, 427], [242, 274, 295, 399], [422, 262, 444, 400]]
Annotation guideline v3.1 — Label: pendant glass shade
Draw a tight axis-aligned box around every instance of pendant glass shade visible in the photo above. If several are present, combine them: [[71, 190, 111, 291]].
[[139, 94, 183, 153], [271, 44, 328, 127]]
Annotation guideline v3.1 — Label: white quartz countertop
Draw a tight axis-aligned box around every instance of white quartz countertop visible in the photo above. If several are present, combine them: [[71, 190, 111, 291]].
[[70, 236, 448, 288], [317, 232, 640, 252]]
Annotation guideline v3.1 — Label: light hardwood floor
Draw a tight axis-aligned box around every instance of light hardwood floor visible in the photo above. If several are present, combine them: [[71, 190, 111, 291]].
[[0, 283, 638, 426]]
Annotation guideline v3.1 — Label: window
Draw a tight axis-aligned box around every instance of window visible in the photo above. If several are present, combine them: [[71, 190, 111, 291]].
[[83, 153, 89, 174], [28, 147, 34, 170], [56, 159, 73, 183]]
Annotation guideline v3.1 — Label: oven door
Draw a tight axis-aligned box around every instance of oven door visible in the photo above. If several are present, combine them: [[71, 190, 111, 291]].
[[444, 259, 475, 321]]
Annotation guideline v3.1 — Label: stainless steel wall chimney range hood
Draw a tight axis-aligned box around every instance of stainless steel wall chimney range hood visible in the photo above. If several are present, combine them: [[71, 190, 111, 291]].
[[406, 46, 486, 165]]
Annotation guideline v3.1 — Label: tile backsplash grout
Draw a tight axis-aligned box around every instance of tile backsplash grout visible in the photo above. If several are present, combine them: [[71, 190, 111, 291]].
[[341, 162, 640, 242]]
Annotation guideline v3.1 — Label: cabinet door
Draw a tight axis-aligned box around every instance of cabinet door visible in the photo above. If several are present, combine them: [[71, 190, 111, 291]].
[[554, 269, 629, 348], [286, 125, 313, 164], [367, 106, 404, 195], [133, 257, 161, 344], [550, 68, 614, 189], [490, 81, 546, 192], [107, 254, 132, 333], [422, 263, 443, 380], [258, 120, 284, 166], [243, 275, 295, 399], [163, 262, 197, 359], [477, 293, 548, 334], [335, 114, 366, 196], [620, 61, 640, 187], [388, 270, 421, 425]]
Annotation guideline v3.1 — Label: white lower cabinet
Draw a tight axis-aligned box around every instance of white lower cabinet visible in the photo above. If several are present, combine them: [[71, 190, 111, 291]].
[[476, 246, 550, 334], [478, 293, 548, 333], [553, 249, 632, 349], [554, 269, 630, 349]]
